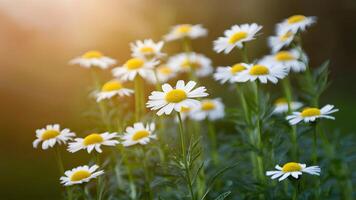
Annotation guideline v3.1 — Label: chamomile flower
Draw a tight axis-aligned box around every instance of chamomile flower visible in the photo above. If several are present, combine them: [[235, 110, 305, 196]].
[[272, 98, 303, 114], [164, 24, 207, 41], [178, 106, 193, 121], [68, 132, 119, 153], [268, 24, 295, 53], [167, 52, 213, 77], [266, 162, 320, 181], [260, 49, 308, 73], [213, 23, 262, 54], [70, 50, 116, 69], [121, 122, 156, 147], [279, 15, 317, 33], [95, 80, 134, 102], [214, 63, 247, 84], [147, 80, 208, 116], [33, 124, 75, 150], [233, 63, 288, 84], [190, 98, 225, 121], [286, 104, 339, 125], [130, 39, 165, 59], [112, 57, 159, 82], [155, 64, 177, 83], [60, 165, 104, 186]]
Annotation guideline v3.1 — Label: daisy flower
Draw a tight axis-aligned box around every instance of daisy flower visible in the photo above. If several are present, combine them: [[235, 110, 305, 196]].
[[60, 165, 104, 186], [266, 162, 320, 181], [95, 79, 134, 102], [260, 48, 308, 73], [286, 104, 339, 125], [167, 52, 213, 77], [214, 63, 247, 84], [68, 132, 119, 153], [233, 63, 288, 84], [164, 24, 207, 41], [130, 39, 165, 59], [213, 23, 262, 54], [190, 98, 225, 121], [268, 24, 295, 53], [70, 50, 116, 69], [121, 122, 156, 147], [272, 98, 303, 114], [147, 80, 209, 116], [33, 124, 75, 150], [112, 57, 159, 82], [155, 64, 177, 83], [178, 106, 193, 121], [279, 15, 317, 33]]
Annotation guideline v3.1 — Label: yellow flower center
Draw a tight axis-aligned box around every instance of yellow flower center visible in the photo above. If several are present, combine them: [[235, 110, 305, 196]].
[[182, 59, 201, 69], [41, 130, 60, 140], [158, 66, 173, 75], [132, 130, 150, 141], [165, 89, 187, 103], [70, 170, 91, 181], [177, 24, 192, 34], [228, 31, 248, 44], [230, 63, 246, 75], [279, 31, 293, 41], [275, 51, 295, 61], [282, 162, 302, 172], [180, 106, 191, 113], [287, 15, 306, 24], [83, 133, 104, 146], [274, 98, 288, 105], [82, 51, 103, 59], [101, 80, 123, 92], [300, 108, 321, 117], [140, 47, 155, 54], [201, 101, 216, 111], [125, 58, 144, 70], [249, 65, 269, 75]]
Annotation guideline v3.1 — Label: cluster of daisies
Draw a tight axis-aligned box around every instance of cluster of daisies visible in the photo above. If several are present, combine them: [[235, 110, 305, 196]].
[[33, 122, 156, 186], [34, 14, 340, 190]]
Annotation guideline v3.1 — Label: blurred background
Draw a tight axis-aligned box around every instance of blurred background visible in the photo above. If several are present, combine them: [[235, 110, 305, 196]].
[[0, 0, 355, 199]]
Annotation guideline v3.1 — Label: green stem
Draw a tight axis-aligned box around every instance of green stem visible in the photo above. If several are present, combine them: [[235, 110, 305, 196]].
[[134, 76, 141, 121], [241, 44, 249, 63], [177, 112, 195, 200], [95, 154, 103, 200], [252, 82, 266, 190], [281, 78, 299, 160], [207, 120, 218, 165], [140, 146, 153, 200], [54, 147, 73, 200], [312, 123, 318, 165], [118, 146, 136, 199], [292, 181, 299, 200]]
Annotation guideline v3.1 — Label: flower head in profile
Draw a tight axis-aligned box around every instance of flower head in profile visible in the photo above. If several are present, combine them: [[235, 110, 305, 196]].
[[147, 80, 208, 116], [33, 124, 75, 150], [214, 63, 247, 84], [70, 50, 116, 69], [112, 57, 159, 82], [68, 132, 118, 153], [286, 104, 338, 125], [260, 48, 308, 73], [190, 98, 225, 121], [130, 39, 165, 60], [233, 63, 288, 84], [168, 52, 213, 77], [60, 165, 104, 186], [213, 23, 262, 54], [268, 25, 295, 53], [155, 64, 177, 83], [95, 79, 134, 102], [121, 122, 156, 147], [279, 15, 317, 33], [266, 162, 320, 181], [272, 98, 303, 114], [164, 24, 207, 41]]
